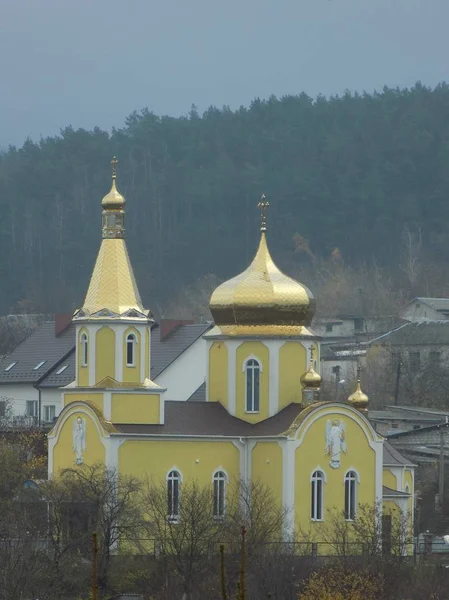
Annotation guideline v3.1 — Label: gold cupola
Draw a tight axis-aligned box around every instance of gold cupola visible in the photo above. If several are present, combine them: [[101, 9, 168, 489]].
[[347, 366, 368, 412], [300, 346, 322, 390], [209, 195, 315, 336]]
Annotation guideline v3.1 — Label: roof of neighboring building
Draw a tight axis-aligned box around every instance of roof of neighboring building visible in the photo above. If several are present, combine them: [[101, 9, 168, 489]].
[[150, 323, 211, 378], [187, 382, 206, 402], [408, 297, 449, 312], [387, 422, 449, 439], [370, 321, 449, 346], [382, 485, 410, 497], [383, 441, 415, 466], [114, 401, 303, 437], [39, 351, 77, 388], [0, 322, 76, 384]]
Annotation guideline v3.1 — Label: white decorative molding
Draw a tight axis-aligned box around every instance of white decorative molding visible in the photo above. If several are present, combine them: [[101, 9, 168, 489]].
[[227, 341, 240, 416]]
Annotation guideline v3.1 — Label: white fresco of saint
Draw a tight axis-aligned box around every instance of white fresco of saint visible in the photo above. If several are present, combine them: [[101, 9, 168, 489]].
[[72, 416, 86, 465], [325, 418, 346, 469]]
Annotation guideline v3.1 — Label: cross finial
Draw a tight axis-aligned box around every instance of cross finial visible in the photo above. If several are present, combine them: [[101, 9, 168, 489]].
[[310, 345, 315, 366], [257, 193, 270, 232], [111, 156, 118, 180], [357, 364, 362, 382]]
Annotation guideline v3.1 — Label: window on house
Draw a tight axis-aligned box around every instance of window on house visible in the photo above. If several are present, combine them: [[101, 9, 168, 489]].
[[213, 471, 227, 518], [43, 405, 56, 423], [56, 364, 68, 375], [33, 360, 47, 371], [5, 362, 17, 371], [391, 423, 398, 429], [81, 333, 88, 367], [354, 318, 364, 332], [325, 323, 333, 333], [0, 401, 6, 418], [344, 471, 358, 521], [167, 470, 181, 521], [430, 351, 441, 365], [245, 359, 260, 412], [26, 400, 38, 419], [409, 351, 421, 371], [311, 470, 324, 520], [126, 333, 137, 367]]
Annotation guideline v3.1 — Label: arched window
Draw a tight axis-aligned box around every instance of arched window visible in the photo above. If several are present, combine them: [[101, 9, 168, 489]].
[[213, 471, 227, 517], [81, 333, 88, 367], [344, 471, 358, 521], [311, 470, 324, 520], [126, 333, 137, 367], [167, 470, 181, 521], [246, 358, 260, 412]]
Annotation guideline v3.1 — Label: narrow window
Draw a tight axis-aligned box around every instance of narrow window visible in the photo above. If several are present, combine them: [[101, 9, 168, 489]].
[[409, 351, 420, 371], [0, 401, 6, 418], [430, 351, 441, 365], [311, 471, 324, 520], [344, 471, 358, 520], [126, 333, 136, 367], [325, 323, 333, 333], [167, 470, 180, 521], [213, 471, 227, 517], [81, 333, 88, 367], [246, 359, 260, 412], [43, 405, 56, 423], [26, 400, 38, 421]]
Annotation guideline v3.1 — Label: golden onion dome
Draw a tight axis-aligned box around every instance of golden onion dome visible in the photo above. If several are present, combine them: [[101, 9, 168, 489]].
[[348, 368, 368, 412], [209, 195, 315, 335], [102, 157, 125, 210], [300, 346, 321, 390]]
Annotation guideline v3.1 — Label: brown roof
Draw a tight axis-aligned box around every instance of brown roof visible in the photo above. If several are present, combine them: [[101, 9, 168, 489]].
[[114, 401, 302, 437]]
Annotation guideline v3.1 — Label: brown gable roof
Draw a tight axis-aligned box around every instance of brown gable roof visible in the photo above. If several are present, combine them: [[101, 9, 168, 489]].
[[114, 401, 302, 437]]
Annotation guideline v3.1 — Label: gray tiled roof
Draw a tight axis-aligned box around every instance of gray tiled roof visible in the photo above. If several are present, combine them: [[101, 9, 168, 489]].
[[187, 382, 206, 402], [382, 485, 410, 497], [115, 402, 302, 437], [150, 323, 211, 378], [371, 321, 449, 346], [414, 297, 449, 312], [383, 441, 414, 466], [0, 322, 76, 384], [39, 350, 76, 388]]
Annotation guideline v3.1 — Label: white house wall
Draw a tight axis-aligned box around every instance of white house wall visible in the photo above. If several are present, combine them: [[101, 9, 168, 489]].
[[154, 336, 206, 401], [0, 383, 39, 418]]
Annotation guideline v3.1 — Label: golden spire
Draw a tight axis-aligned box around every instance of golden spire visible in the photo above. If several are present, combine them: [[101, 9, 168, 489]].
[[257, 193, 270, 232], [102, 156, 125, 213], [111, 156, 118, 180], [348, 365, 369, 412], [300, 346, 322, 390]]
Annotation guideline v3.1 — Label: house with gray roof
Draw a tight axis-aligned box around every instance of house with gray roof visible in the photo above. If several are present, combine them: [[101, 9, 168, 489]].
[[0, 317, 211, 427], [401, 297, 449, 322]]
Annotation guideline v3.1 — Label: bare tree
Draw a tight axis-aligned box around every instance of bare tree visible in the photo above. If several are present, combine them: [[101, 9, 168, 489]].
[[400, 223, 422, 287]]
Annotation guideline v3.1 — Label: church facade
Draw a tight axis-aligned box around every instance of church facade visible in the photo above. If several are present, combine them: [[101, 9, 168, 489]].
[[49, 161, 414, 544]]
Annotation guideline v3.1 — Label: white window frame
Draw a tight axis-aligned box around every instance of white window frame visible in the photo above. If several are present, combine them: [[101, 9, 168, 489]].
[[33, 360, 47, 371], [167, 469, 182, 522], [5, 361, 17, 371], [43, 405, 56, 423], [81, 333, 88, 367], [212, 469, 228, 518], [244, 356, 262, 413], [26, 400, 38, 419], [344, 469, 359, 521], [126, 333, 137, 367], [56, 364, 68, 375], [310, 469, 326, 521]]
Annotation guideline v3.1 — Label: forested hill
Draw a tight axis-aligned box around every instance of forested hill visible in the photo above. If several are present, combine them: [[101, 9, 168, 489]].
[[1, 83, 449, 316]]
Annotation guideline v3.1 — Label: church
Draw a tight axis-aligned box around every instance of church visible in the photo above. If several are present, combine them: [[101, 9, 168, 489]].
[[49, 159, 414, 544]]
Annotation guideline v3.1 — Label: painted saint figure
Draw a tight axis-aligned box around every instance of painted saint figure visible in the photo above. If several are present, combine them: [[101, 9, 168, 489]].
[[72, 416, 86, 465], [325, 418, 346, 469]]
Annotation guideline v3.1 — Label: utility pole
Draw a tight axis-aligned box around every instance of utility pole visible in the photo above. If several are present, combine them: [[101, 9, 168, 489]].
[[92, 532, 98, 600], [393, 356, 401, 406], [439, 427, 445, 506]]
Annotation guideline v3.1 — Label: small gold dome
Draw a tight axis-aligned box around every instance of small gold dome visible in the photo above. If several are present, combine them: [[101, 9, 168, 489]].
[[348, 381, 369, 412], [210, 231, 315, 332], [102, 179, 125, 210], [300, 364, 322, 390]]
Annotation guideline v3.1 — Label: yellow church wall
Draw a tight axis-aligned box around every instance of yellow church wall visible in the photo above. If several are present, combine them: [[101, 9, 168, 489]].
[[111, 393, 160, 424], [251, 442, 283, 507], [78, 327, 89, 386], [118, 439, 240, 484], [122, 327, 141, 384], [236, 341, 269, 423], [52, 409, 105, 474], [208, 342, 228, 407], [383, 469, 398, 490], [145, 329, 150, 380], [294, 410, 376, 539], [64, 393, 104, 413], [279, 342, 307, 409], [96, 326, 115, 383]]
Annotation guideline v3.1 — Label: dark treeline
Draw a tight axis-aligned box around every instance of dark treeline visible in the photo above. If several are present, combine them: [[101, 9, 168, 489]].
[[2, 83, 449, 315]]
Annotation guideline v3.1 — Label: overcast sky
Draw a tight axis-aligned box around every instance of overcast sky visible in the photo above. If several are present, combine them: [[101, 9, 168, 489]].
[[0, 0, 448, 147]]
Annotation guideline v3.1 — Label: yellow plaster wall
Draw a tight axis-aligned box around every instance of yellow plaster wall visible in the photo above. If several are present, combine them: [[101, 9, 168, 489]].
[[77, 327, 89, 386], [294, 408, 376, 539], [123, 327, 141, 384], [236, 341, 269, 423], [383, 469, 398, 490], [63, 392, 104, 413], [119, 440, 240, 483], [96, 326, 115, 383], [111, 393, 160, 424], [145, 329, 150, 380], [208, 342, 228, 407], [53, 409, 105, 474], [251, 442, 283, 507], [279, 342, 307, 409]]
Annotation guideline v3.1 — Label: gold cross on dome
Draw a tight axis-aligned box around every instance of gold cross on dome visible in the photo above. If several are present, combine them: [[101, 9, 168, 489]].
[[258, 193, 270, 231], [310, 346, 315, 365], [111, 156, 118, 179], [357, 364, 362, 381]]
